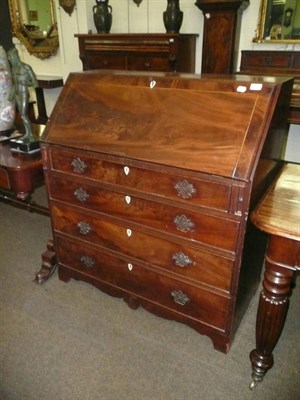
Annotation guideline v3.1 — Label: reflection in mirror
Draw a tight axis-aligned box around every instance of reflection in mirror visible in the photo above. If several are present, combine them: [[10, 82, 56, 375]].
[[8, 0, 59, 59], [254, 0, 300, 43]]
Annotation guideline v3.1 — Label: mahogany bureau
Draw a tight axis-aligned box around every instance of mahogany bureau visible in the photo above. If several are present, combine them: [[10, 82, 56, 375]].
[[40, 71, 293, 352]]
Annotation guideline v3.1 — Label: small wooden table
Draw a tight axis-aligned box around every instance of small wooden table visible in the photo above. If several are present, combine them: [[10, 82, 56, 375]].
[[0, 125, 45, 203], [249, 163, 300, 389]]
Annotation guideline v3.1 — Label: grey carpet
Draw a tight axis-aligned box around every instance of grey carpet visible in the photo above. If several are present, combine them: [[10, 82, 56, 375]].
[[0, 186, 299, 400]]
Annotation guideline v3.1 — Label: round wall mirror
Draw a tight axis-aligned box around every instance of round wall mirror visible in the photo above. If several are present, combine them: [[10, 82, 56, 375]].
[[8, 0, 59, 59]]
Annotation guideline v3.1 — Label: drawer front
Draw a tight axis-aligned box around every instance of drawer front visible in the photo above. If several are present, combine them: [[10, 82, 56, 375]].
[[56, 236, 229, 331], [86, 54, 126, 70], [48, 177, 239, 252], [51, 202, 234, 291], [49, 149, 231, 212], [242, 52, 291, 69], [128, 55, 170, 72]]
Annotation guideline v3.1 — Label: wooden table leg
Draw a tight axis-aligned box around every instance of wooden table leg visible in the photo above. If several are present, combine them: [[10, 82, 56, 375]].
[[34, 240, 57, 284], [249, 236, 299, 389]]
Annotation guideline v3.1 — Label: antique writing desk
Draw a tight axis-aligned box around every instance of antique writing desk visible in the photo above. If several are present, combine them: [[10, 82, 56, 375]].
[[40, 71, 292, 352], [250, 163, 300, 388]]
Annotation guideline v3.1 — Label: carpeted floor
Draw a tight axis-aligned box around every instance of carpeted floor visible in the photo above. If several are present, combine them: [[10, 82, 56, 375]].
[[0, 186, 299, 400]]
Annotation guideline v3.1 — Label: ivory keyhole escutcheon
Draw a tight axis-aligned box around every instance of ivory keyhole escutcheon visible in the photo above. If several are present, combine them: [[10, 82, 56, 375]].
[[128, 263, 133, 271], [126, 229, 132, 237], [125, 195, 131, 204]]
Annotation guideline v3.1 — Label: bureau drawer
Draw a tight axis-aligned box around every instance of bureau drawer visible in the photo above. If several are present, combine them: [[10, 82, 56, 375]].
[[56, 236, 229, 331], [49, 149, 231, 212], [48, 177, 239, 252], [51, 202, 234, 291]]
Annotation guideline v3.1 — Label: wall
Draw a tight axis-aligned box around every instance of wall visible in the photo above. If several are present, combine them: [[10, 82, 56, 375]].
[[14, 0, 300, 162]]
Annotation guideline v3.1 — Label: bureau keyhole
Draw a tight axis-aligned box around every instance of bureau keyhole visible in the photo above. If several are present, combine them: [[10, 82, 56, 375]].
[[124, 166, 130, 175], [126, 229, 132, 237], [128, 263, 133, 271], [125, 195, 131, 204]]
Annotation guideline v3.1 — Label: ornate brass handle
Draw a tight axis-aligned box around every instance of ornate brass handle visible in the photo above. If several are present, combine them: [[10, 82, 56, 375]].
[[173, 214, 195, 232], [171, 290, 190, 306], [77, 221, 92, 235], [74, 187, 89, 202], [172, 251, 192, 268], [71, 157, 87, 174], [80, 255, 95, 268], [174, 179, 196, 199]]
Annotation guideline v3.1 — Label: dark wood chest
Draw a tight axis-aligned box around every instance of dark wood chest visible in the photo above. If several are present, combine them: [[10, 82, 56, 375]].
[[240, 50, 300, 124], [41, 71, 292, 352], [75, 33, 198, 73]]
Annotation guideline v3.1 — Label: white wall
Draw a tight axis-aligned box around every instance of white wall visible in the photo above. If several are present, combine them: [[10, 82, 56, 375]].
[[14, 0, 300, 162]]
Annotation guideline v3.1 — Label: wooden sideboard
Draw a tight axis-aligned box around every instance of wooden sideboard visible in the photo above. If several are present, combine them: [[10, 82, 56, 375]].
[[240, 50, 300, 124], [40, 71, 292, 353], [75, 33, 198, 73]]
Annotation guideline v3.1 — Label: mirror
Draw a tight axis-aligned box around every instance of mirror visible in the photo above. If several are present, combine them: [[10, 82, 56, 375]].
[[8, 0, 59, 59], [254, 0, 300, 43]]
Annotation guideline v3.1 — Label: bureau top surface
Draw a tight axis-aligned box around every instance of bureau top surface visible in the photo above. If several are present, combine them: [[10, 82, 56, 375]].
[[41, 71, 290, 181]]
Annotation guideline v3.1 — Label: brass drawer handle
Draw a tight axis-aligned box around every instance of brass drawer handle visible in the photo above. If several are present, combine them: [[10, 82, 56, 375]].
[[77, 221, 92, 235], [173, 214, 195, 232], [144, 62, 151, 68], [171, 290, 190, 306], [74, 187, 89, 202], [172, 251, 192, 268], [71, 157, 87, 174], [174, 179, 196, 199], [80, 255, 95, 268]]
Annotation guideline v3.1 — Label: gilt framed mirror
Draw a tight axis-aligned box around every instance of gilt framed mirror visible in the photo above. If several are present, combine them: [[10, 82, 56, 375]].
[[8, 0, 59, 59], [254, 0, 300, 43]]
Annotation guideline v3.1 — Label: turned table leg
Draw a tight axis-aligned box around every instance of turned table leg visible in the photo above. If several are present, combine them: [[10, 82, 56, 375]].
[[249, 236, 299, 389]]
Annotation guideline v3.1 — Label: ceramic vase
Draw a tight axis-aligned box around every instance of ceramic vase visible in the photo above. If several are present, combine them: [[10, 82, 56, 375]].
[[93, 0, 113, 34], [0, 46, 15, 135], [163, 0, 183, 34]]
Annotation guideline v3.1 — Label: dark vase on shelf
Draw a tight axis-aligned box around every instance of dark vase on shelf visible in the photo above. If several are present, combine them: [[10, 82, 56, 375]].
[[93, 0, 112, 34], [163, 0, 183, 34]]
